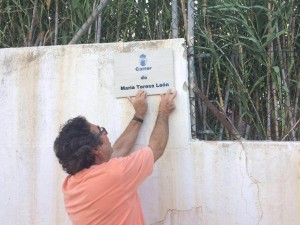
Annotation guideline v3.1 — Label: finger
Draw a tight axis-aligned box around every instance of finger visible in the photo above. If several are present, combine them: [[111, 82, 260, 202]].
[[142, 91, 147, 98], [160, 93, 164, 100], [166, 88, 171, 96], [135, 90, 141, 97], [164, 89, 173, 100], [127, 96, 133, 104], [141, 90, 147, 97], [171, 90, 177, 100]]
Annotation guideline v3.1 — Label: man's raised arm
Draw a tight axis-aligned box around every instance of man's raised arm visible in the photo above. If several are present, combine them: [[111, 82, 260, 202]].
[[112, 90, 147, 158], [149, 89, 177, 162]]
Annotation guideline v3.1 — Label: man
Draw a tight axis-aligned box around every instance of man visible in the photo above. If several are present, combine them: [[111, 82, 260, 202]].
[[54, 89, 176, 225]]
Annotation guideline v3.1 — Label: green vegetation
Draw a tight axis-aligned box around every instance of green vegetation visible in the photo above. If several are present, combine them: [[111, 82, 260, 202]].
[[0, 0, 299, 140]]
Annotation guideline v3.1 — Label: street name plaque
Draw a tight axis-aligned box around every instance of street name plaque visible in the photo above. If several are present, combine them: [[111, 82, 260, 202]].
[[114, 49, 175, 97]]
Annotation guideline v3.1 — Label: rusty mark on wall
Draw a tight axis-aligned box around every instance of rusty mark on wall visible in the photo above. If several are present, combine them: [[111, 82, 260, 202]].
[[150, 206, 203, 225]]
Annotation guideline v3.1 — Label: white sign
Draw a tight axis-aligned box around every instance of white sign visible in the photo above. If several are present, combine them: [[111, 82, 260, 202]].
[[113, 49, 175, 97]]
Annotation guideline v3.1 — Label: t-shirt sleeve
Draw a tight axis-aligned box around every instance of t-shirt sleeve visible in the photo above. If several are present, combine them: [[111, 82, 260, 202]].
[[121, 146, 154, 191]]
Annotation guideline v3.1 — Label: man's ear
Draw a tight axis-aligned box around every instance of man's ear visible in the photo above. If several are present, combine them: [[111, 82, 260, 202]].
[[93, 146, 103, 157]]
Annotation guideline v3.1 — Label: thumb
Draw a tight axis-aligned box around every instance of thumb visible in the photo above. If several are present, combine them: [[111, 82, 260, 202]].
[[160, 93, 165, 100], [127, 96, 134, 104]]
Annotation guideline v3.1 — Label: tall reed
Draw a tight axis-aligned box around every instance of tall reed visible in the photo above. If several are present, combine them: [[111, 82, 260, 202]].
[[0, 0, 299, 140]]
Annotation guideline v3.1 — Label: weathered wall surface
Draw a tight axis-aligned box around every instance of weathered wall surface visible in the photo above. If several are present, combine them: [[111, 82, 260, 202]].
[[143, 141, 300, 225], [0, 39, 299, 225]]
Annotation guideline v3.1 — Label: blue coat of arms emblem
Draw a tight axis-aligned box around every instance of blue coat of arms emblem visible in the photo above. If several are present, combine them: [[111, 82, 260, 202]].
[[139, 54, 147, 66]]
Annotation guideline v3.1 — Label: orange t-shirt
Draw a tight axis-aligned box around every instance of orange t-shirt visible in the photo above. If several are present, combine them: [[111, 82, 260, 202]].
[[62, 147, 154, 225]]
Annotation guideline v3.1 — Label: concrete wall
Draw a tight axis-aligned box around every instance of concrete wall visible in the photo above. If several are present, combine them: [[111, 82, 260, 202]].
[[144, 141, 300, 225], [0, 39, 299, 225]]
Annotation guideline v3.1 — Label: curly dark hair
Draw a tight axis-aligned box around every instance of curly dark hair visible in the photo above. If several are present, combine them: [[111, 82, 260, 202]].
[[54, 116, 102, 175]]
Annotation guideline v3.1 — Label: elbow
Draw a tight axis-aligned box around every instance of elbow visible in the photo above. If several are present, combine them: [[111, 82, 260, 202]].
[[149, 145, 165, 162]]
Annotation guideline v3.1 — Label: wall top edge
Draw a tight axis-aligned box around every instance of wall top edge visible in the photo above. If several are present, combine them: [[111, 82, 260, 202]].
[[191, 140, 300, 145], [0, 38, 186, 52]]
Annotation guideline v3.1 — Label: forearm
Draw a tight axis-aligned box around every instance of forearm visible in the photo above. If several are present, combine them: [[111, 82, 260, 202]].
[[148, 112, 169, 162], [112, 118, 143, 158], [112, 90, 147, 158]]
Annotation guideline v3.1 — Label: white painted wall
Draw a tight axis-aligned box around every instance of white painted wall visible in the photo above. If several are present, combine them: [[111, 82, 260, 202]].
[[0, 39, 299, 225], [144, 141, 300, 225]]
